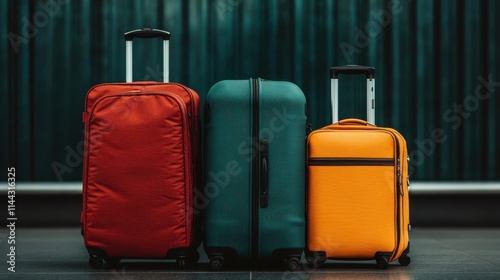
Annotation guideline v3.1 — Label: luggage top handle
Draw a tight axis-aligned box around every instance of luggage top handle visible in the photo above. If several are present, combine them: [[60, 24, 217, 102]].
[[335, 118, 376, 127], [124, 28, 171, 40], [124, 28, 170, 83], [330, 65, 375, 125], [330, 65, 375, 79]]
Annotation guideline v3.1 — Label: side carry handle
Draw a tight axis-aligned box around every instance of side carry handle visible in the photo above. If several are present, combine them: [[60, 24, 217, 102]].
[[260, 139, 268, 208], [330, 65, 375, 125], [124, 28, 170, 83]]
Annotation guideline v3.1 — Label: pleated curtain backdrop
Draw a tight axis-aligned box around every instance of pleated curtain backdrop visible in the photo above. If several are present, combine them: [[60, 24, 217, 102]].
[[3, 0, 499, 181]]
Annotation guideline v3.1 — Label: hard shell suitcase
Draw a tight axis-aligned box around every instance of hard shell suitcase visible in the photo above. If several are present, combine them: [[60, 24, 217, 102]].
[[203, 78, 306, 271], [81, 29, 201, 269], [306, 66, 411, 269]]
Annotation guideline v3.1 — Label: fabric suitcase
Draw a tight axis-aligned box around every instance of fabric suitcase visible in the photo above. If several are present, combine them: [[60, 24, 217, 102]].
[[306, 66, 411, 269], [81, 29, 201, 269], [203, 78, 306, 270]]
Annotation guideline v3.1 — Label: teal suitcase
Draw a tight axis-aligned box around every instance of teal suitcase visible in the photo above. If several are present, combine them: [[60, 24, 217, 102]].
[[203, 78, 306, 270]]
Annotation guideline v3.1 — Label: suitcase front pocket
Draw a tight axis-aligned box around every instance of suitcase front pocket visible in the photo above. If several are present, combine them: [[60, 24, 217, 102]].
[[307, 156, 399, 259], [84, 92, 192, 258]]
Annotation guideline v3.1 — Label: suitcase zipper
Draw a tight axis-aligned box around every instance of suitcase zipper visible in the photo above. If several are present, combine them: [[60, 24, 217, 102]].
[[84, 82, 198, 122], [251, 78, 260, 260], [308, 157, 394, 166], [84, 82, 163, 113], [387, 131, 402, 261]]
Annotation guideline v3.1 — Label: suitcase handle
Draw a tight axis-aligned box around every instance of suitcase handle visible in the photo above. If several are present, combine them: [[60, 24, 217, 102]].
[[260, 139, 268, 208], [124, 28, 171, 40], [124, 28, 170, 83], [330, 65, 375, 79], [330, 65, 375, 125], [337, 118, 375, 126]]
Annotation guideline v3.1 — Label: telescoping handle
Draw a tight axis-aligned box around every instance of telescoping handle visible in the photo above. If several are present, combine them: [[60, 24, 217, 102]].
[[124, 28, 170, 83], [330, 65, 375, 125]]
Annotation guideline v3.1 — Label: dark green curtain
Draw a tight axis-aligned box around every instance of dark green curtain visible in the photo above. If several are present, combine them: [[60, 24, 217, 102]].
[[3, 0, 499, 181]]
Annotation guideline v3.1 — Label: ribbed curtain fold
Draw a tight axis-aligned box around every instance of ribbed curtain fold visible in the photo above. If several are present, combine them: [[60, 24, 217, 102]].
[[3, 0, 499, 181]]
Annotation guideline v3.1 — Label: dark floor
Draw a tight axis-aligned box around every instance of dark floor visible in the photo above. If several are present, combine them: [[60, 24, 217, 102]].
[[0, 228, 499, 279]]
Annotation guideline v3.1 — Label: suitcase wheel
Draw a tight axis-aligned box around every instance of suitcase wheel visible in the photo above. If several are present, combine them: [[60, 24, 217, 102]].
[[286, 257, 301, 271], [209, 256, 224, 271], [104, 257, 121, 266], [306, 256, 324, 269], [376, 256, 389, 269], [177, 256, 187, 269], [398, 254, 411, 266], [88, 254, 103, 269]]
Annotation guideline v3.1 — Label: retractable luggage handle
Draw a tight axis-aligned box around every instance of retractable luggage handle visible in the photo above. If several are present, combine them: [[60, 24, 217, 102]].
[[124, 28, 170, 83], [330, 65, 375, 125]]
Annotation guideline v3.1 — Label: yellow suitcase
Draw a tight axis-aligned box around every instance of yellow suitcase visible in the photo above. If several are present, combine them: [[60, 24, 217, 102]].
[[306, 66, 411, 269]]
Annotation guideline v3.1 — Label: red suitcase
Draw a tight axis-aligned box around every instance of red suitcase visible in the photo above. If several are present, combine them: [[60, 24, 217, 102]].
[[81, 29, 201, 269]]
